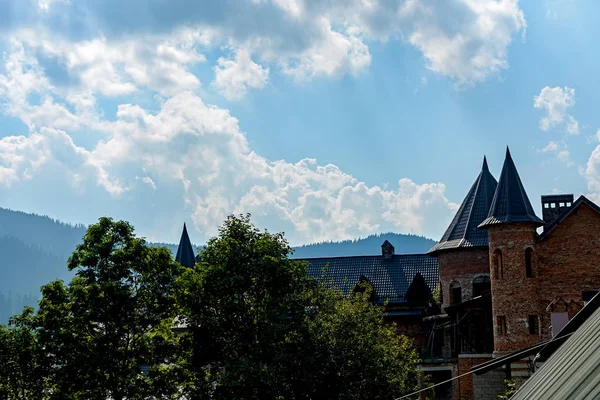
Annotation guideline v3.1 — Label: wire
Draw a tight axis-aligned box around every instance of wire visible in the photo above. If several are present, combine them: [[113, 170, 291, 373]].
[[393, 332, 574, 400]]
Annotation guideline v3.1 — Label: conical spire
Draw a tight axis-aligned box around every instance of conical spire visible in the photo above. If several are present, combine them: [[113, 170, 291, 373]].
[[478, 147, 544, 229], [428, 156, 498, 253], [175, 223, 196, 268]]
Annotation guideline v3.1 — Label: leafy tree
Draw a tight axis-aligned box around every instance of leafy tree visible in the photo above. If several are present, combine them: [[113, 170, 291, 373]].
[[177, 214, 422, 399], [0, 307, 46, 400], [33, 217, 186, 399]]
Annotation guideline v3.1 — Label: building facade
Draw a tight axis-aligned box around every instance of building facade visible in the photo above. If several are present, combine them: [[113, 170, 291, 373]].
[[173, 147, 600, 400]]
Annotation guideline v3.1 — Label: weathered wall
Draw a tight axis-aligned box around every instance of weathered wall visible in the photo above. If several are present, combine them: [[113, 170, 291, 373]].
[[487, 223, 542, 354], [438, 248, 490, 309], [536, 202, 600, 340], [472, 368, 505, 400], [456, 355, 494, 400]]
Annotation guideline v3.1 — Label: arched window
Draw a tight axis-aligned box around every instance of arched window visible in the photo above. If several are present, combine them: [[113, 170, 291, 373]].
[[473, 275, 491, 297], [449, 281, 462, 305], [525, 248, 533, 278], [493, 249, 503, 280]]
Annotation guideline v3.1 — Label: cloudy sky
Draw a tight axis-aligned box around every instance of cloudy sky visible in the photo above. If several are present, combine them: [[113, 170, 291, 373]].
[[0, 0, 598, 246]]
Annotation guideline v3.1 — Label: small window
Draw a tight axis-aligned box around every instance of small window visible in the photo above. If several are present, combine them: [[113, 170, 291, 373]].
[[528, 315, 539, 335], [450, 282, 462, 305], [473, 275, 491, 297], [567, 202, 572, 207], [525, 248, 533, 278], [544, 203, 549, 209], [493, 249, 503, 280], [583, 290, 598, 305], [551, 203, 556, 208], [497, 316, 507, 336], [551, 312, 569, 337], [559, 202, 565, 207]]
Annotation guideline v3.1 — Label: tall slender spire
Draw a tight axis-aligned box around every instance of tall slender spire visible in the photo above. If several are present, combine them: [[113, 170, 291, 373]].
[[478, 147, 544, 228], [175, 223, 196, 268], [428, 156, 498, 253]]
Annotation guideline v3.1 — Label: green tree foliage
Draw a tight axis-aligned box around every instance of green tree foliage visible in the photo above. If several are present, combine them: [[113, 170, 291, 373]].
[[0, 307, 47, 399], [0, 214, 423, 399], [177, 214, 422, 399], [33, 217, 186, 399]]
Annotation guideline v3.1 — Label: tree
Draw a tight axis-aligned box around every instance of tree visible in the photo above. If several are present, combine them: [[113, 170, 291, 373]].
[[33, 217, 187, 399], [177, 214, 422, 399], [0, 307, 47, 400]]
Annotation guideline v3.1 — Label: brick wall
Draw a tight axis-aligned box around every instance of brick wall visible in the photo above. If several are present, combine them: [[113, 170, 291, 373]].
[[536, 202, 600, 340], [438, 248, 490, 309], [487, 223, 542, 354], [456, 355, 493, 400], [472, 368, 505, 400]]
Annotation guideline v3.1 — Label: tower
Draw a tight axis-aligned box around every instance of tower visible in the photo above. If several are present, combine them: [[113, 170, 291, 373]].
[[479, 148, 544, 355], [175, 223, 196, 268], [428, 156, 497, 309]]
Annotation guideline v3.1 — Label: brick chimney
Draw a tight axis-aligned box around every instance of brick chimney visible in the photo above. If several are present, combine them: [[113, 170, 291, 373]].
[[541, 194, 574, 226], [381, 240, 395, 259]]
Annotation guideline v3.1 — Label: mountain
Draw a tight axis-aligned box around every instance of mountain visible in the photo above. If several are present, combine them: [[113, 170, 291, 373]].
[[0, 207, 437, 323], [290, 232, 436, 258]]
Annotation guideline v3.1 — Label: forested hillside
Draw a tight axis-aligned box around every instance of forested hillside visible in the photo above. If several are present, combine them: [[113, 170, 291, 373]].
[[0, 207, 437, 323]]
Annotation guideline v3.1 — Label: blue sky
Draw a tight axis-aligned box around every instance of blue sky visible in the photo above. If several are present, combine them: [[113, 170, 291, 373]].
[[1, 0, 599, 246]]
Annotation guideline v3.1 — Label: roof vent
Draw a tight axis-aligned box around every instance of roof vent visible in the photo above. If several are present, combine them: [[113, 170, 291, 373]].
[[541, 194, 574, 227], [381, 240, 395, 259]]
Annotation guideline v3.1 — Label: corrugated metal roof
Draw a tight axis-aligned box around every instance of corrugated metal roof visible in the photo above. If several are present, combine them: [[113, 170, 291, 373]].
[[302, 254, 439, 304], [479, 147, 544, 229], [512, 297, 600, 400], [428, 157, 497, 254]]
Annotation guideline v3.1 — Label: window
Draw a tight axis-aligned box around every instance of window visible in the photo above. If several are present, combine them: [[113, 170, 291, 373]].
[[544, 203, 549, 209], [528, 315, 539, 335], [550, 203, 556, 208], [525, 248, 533, 278], [559, 202, 565, 207], [551, 312, 569, 337], [450, 282, 462, 305], [497, 316, 507, 336], [473, 275, 491, 297], [567, 202, 572, 207], [583, 290, 598, 305], [493, 249, 503, 280]]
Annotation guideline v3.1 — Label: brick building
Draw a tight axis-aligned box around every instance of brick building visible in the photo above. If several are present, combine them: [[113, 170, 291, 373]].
[[173, 147, 600, 399]]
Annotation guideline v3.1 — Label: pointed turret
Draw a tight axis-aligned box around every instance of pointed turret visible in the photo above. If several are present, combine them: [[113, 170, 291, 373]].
[[175, 223, 196, 268], [428, 156, 498, 253], [478, 147, 544, 228]]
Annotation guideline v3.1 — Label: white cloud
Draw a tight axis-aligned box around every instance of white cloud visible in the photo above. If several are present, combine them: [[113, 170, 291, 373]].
[[213, 49, 269, 100], [534, 86, 579, 134], [2, 0, 526, 87], [539, 140, 573, 167]]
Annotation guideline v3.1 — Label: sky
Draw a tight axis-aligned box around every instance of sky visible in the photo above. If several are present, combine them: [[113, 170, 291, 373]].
[[1, 0, 599, 246]]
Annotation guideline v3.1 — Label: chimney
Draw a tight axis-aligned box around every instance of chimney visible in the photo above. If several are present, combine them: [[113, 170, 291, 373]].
[[541, 194, 574, 227], [381, 240, 395, 259]]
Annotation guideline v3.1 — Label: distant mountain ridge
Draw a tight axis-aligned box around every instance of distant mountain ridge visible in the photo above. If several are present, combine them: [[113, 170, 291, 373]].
[[0, 207, 437, 322]]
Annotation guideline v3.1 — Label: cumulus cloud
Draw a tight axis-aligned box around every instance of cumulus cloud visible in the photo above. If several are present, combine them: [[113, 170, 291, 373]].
[[0, 0, 526, 87], [1, 0, 525, 243], [534, 86, 579, 134], [214, 49, 269, 100]]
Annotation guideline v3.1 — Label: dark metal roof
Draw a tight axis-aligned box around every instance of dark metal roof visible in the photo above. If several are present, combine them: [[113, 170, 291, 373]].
[[428, 157, 497, 253], [539, 195, 600, 240], [175, 223, 196, 268], [479, 147, 544, 228], [511, 292, 600, 399], [301, 253, 439, 305]]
